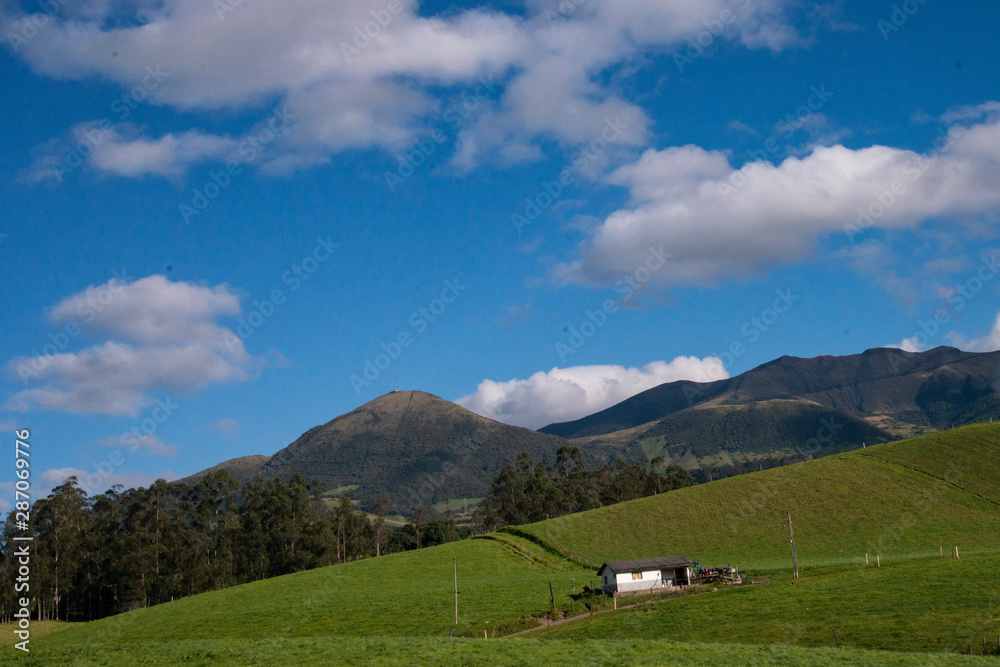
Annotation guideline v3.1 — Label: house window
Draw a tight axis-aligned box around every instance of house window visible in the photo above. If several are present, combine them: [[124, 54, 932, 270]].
[[631, 571, 642, 580]]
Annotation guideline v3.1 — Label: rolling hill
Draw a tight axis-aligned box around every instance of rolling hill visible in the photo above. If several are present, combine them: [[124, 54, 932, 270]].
[[193, 390, 644, 511], [13, 422, 999, 665]]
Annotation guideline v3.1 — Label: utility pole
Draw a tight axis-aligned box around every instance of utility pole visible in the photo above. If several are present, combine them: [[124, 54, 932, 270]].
[[787, 511, 799, 579], [453, 556, 459, 626]]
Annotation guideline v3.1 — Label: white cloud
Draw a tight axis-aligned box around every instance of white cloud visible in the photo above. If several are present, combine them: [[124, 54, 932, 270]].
[[891, 336, 927, 353], [556, 115, 1000, 288], [5, 275, 264, 416], [98, 434, 178, 457], [946, 313, 1000, 353], [6, 0, 807, 174], [207, 418, 240, 437], [456, 357, 728, 429], [940, 101, 1000, 124], [27, 123, 246, 182], [88, 128, 236, 178]]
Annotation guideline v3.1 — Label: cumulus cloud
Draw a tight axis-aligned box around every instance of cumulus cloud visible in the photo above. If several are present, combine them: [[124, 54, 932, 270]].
[[889, 309, 1000, 354], [556, 114, 1000, 288], [97, 434, 177, 457], [456, 357, 728, 429], [5, 275, 264, 416], [6, 0, 807, 175], [946, 313, 1000, 353]]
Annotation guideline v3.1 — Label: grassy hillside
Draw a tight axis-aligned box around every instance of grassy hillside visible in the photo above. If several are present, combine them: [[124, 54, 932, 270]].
[[537, 553, 1000, 655], [8, 423, 999, 664], [855, 423, 1000, 504], [520, 422, 1000, 569]]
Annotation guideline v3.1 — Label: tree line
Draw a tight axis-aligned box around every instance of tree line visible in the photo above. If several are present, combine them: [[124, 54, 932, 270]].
[[0, 447, 695, 623], [473, 445, 696, 531], [0, 471, 464, 624]]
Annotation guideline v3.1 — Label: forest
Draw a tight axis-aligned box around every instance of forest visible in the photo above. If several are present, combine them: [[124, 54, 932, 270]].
[[473, 445, 696, 530]]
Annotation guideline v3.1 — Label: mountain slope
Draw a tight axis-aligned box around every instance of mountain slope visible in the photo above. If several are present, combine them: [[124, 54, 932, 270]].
[[256, 390, 643, 510], [631, 399, 891, 468], [541, 346, 1000, 440], [177, 454, 271, 485]]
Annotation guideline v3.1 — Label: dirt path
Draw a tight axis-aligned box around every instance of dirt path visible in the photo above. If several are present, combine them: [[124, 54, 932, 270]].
[[503, 590, 715, 638]]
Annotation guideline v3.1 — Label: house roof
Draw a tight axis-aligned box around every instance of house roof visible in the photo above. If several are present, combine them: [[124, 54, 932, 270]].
[[599, 556, 694, 573]]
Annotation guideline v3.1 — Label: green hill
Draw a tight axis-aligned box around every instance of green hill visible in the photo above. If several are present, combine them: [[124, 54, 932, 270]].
[[536, 552, 1000, 655], [10, 423, 1000, 664], [520, 422, 1000, 569]]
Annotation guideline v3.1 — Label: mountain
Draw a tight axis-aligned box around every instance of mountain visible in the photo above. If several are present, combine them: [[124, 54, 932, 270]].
[[224, 390, 643, 511], [540, 346, 1000, 469], [177, 454, 272, 485], [542, 347, 1000, 437]]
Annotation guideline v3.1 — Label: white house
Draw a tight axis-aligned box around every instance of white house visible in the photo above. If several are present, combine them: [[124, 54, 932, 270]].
[[597, 556, 694, 594]]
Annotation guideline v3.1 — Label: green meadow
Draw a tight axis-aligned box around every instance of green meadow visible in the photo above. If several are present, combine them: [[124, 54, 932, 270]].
[[3, 423, 998, 664]]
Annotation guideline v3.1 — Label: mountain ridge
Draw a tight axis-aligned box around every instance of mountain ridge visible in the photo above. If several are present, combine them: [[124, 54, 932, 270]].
[[540, 346, 1000, 439]]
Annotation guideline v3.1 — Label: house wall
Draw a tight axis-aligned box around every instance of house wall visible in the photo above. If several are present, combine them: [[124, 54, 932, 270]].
[[600, 565, 692, 593], [615, 568, 662, 592]]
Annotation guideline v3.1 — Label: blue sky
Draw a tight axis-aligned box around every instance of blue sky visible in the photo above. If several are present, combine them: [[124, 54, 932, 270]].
[[2, 0, 1000, 507]]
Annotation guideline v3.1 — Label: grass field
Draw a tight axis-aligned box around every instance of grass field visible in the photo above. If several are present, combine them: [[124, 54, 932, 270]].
[[537, 552, 1000, 655], [518, 422, 1000, 570], [3, 423, 998, 664], [5, 635, 997, 666]]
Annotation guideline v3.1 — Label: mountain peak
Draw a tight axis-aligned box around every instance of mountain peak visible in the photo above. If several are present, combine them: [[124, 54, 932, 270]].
[[253, 390, 640, 510]]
